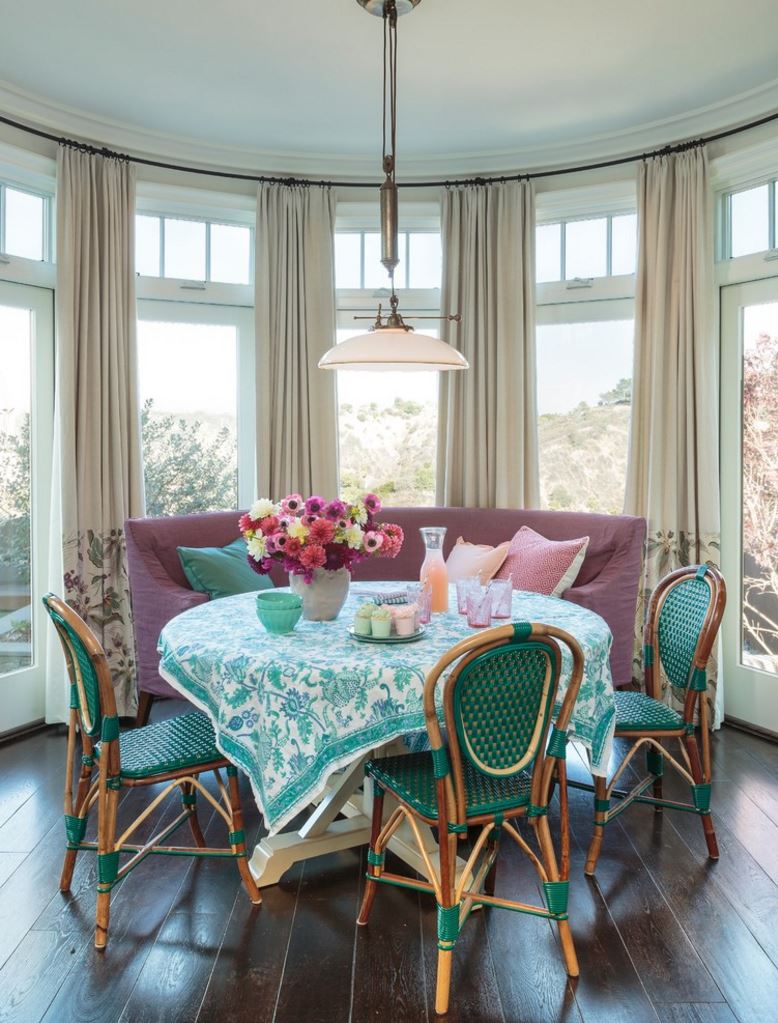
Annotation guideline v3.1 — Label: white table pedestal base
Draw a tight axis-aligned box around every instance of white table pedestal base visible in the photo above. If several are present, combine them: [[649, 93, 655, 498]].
[[249, 743, 466, 888]]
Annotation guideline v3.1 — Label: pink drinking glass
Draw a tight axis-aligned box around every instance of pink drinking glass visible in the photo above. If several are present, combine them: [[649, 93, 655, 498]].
[[456, 577, 479, 614], [489, 578, 513, 619], [407, 583, 432, 625], [466, 586, 492, 628]]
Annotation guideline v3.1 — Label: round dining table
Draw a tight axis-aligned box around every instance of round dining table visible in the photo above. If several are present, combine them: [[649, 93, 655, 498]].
[[158, 582, 615, 885]]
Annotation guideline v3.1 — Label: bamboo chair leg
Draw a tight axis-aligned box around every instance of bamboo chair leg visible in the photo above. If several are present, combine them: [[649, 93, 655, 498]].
[[226, 769, 261, 905], [684, 733, 719, 860], [435, 950, 454, 1016], [95, 785, 120, 950], [182, 781, 206, 848], [537, 815, 579, 978], [584, 774, 608, 877], [61, 763, 92, 890], [60, 849, 78, 892], [357, 785, 385, 926]]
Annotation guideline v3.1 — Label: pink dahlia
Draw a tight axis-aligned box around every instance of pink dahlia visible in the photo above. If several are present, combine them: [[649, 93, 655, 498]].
[[239, 513, 262, 534], [309, 518, 336, 545], [300, 544, 327, 570], [379, 523, 404, 558], [257, 515, 280, 534], [285, 537, 303, 558]]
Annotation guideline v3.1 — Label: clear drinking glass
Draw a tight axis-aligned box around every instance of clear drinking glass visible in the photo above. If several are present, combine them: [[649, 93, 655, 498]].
[[489, 578, 513, 619], [456, 577, 479, 614], [466, 585, 492, 628], [406, 583, 432, 625]]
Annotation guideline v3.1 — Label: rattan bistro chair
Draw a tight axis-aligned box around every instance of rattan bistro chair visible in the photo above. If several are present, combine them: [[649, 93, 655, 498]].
[[581, 565, 727, 876], [43, 594, 261, 949], [357, 622, 584, 1017]]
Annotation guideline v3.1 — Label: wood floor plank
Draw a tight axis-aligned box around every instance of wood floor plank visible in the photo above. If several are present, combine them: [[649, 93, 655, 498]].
[[195, 863, 302, 1023], [0, 851, 25, 888], [419, 878, 505, 1023], [272, 850, 362, 1023], [616, 801, 778, 1023], [479, 821, 582, 1023], [118, 784, 263, 1023], [653, 1004, 740, 1023], [350, 849, 428, 1023], [565, 787, 724, 1006], [0, 926, 79, 1023]]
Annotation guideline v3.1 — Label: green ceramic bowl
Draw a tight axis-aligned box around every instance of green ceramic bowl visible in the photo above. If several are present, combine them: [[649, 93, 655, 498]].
[[256, 591, 303, 634]]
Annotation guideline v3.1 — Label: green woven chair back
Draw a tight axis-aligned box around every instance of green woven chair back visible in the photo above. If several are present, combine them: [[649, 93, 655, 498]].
[[451, 636, 558, 777], [42, 595, 103, 737], [657, 568, 713, 691]]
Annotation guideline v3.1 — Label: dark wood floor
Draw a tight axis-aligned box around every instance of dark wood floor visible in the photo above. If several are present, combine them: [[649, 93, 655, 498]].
[[0, 702, 777, 1023]]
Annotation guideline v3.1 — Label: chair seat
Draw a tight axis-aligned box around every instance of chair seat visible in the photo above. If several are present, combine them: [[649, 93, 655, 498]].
[[614, 691, 684, 732], [367, 751, 532, 821], [96, 712, 224, 780]]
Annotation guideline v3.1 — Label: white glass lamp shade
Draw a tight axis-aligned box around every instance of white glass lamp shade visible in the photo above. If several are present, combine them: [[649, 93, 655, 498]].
[[318, 328, 469, 371]]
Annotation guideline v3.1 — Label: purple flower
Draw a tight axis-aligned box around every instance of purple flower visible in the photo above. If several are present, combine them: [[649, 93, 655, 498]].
[[305, 496, 325, 516], [324, 499, 348, 521], [363, 493, 382, 515]]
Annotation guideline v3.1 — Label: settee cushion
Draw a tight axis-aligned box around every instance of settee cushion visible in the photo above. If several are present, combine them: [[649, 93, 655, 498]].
[[495, 526, 589, 597], [177, 537, 273, 601]]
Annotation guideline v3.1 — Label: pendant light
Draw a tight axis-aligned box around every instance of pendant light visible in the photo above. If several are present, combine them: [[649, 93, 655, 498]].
[[318, 0, 468, 373]]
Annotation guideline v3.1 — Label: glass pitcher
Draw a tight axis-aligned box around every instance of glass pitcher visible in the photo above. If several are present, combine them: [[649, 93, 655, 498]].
[[419, 527, 449, 613]]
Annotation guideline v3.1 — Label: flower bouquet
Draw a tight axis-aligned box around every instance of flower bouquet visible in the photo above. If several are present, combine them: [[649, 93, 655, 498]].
[[239, 493, 404, 621]]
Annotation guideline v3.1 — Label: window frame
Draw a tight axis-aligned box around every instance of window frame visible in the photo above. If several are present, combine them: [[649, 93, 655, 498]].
[[719, 178, 777, 262]]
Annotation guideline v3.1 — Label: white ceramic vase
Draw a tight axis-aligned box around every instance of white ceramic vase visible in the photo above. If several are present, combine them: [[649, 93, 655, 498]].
[[289, 567, 350, 621]]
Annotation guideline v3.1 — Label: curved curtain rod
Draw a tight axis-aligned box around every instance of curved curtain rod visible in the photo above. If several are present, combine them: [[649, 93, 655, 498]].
[[2, 107, 778, 189]]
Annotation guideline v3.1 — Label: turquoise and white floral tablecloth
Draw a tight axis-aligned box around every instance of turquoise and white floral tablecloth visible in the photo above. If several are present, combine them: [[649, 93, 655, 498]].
[[158, 584, 615, 835]]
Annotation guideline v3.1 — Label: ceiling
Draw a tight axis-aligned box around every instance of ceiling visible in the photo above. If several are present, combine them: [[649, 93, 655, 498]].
[[2, 0, 778, 176]]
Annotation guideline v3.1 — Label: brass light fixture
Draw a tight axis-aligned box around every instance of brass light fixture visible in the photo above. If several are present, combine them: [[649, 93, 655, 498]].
[[318, 0, 468, 372]]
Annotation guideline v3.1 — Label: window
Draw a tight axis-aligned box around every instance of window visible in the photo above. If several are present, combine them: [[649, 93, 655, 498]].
[[536, 309, 634, 515], [0, 183, 52, 262], [535, 213, 637, 283], [135, 214, 252, 284], [136, 302, 255, 516], [335, 230, 442, 290], [723, 181, 777, 258], [0, 281, 54, 731], [335, 223, 442, 505]]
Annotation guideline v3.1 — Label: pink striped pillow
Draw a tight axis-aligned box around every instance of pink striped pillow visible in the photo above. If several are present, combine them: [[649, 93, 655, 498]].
[[494, 526, 589, 597]]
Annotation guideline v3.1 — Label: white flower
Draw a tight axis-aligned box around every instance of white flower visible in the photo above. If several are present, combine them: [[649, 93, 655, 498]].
[[287, 517, 310, 541], [250, 498, 279, 521], [344, 525, 364, 550], [351, 501, 368, 525], [247, 535, 267, 560]]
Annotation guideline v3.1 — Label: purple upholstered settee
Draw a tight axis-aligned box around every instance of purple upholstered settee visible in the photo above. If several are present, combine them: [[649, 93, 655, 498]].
[[125, 507, 645, 710]]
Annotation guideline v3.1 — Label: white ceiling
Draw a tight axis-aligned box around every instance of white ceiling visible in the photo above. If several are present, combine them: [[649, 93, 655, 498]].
[[2, 0, 778, 176]]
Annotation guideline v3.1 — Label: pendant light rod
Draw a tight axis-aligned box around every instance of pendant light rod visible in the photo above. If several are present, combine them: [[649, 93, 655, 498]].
[[379, 1, 400, 280]]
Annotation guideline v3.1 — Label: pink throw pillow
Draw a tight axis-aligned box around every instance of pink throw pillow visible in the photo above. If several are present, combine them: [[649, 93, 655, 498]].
[[494, 526, 589, 597], [446, 537, 510, 585]]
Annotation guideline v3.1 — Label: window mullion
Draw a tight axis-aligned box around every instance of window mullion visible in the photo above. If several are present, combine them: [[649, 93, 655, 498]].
[[160, 217, 166, 278], [770, 180, 776, 252], [205, 222, 211, 282], [560, 221, 567, 282], [0, 185, 5, 255]]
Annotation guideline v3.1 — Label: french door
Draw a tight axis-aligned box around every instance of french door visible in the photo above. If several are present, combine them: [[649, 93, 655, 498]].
[[721, 277, 778, 734], [0, 281, 54, 734]]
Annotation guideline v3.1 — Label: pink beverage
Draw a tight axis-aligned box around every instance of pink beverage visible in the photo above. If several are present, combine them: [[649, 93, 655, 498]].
[[466, 585, 492, 628], [419, 527, 449, 613]]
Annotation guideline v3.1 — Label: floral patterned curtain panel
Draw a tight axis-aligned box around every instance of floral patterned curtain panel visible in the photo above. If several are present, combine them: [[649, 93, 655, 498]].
[[56, 146, 145, 717], [624, 147, 722, 724], [437, 180, 539, 508]]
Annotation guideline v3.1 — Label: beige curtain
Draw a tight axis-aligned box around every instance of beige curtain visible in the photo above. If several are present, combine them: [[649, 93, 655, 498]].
[[625, 146, 722, 724], [56, 146, 145, 717], [255, 183, 339, 498], [436, 180, 539, 508]]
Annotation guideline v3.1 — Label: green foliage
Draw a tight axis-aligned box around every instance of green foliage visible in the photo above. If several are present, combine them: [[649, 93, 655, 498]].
[[141, 400, 237, 517], [538, 403, 631, 516], [598, 377, 632, 406]]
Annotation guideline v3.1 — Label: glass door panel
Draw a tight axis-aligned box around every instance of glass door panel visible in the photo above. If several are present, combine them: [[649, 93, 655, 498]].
[[721, 278, 778, 733], [0, 281, 53, 733]]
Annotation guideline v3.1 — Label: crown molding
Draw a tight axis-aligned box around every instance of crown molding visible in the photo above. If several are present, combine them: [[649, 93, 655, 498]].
[[2, 76, 778, 181]]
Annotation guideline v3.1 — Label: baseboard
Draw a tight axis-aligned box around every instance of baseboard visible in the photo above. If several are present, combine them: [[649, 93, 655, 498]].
[[0, 718, 50, 746], [724, 716, 778, 744]]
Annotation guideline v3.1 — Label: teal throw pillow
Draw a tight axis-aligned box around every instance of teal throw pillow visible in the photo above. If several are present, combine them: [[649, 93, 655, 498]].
[[177, 537, 273, 601]]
